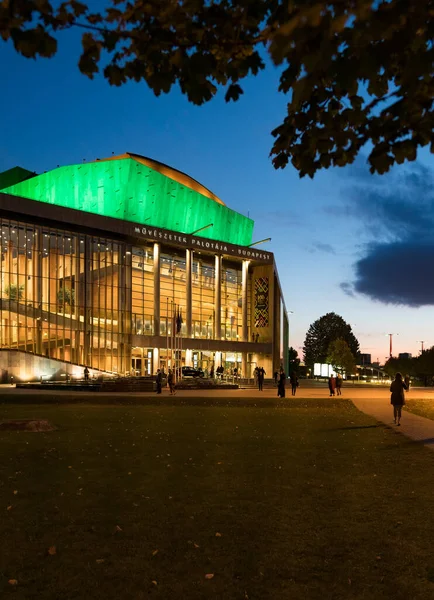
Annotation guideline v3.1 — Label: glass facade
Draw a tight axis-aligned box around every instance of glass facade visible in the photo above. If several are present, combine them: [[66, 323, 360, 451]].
[[0, 217, 130, 374], [132, 245, 154, 335], [192, 257, 215, 339], [221, 264, 242, 341], [0, 215, 280, 380]]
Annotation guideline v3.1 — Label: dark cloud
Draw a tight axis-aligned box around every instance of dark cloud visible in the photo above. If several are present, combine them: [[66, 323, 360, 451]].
[[354, 242, 434, 306], [341, 162, 434, 307]]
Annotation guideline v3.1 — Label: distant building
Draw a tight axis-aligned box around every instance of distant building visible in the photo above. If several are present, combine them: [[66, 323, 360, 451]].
[[358, 353, 372, 365], [399, 353, 412, 360]]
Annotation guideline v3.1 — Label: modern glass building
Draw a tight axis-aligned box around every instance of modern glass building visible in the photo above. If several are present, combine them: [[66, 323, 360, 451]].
[[0, 153, 288, 381]]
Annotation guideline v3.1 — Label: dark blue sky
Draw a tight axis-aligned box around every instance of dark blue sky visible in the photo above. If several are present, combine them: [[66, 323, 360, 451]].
[[1, 29, 433, 360]]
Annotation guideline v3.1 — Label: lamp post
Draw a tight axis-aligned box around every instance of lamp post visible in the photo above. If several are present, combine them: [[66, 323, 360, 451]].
[[417, 340, 425, 354], [190, 223, 214, 236], [248, 237, 271, 248], [386, 333, 398, 358]]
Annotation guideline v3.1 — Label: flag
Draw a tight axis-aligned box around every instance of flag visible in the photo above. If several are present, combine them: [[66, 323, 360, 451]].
[[176, 308, 183, 334]]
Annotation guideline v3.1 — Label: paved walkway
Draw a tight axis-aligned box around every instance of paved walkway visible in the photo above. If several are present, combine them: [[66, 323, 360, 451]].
[[349, 395, 434, 450]]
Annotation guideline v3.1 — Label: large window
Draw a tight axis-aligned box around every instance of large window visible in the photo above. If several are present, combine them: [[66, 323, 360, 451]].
[[160, 251, 186, 335], [131, 245, 154, 335], [221, 263, 242, 341], [0, 218, 130, 374], [192, 257, 215, 338]]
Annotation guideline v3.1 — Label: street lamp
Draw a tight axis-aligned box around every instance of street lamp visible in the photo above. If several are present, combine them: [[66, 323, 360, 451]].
[[190, 223, 213, 235], [248, 237, 271, 248], [417, 340, 425, 354], [386, 333, 399, 358]]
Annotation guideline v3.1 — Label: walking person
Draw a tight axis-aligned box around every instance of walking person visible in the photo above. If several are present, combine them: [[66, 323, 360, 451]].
[[336, 373, 343, 396], [290, 372, 299, 396], [328, 374, 336, 397], [258, 367, 265, 391], [277, 367, 286, 398], [390, 372, 407, 426], [156, 369, 162, 394], [274, 370, 278, 384], [210, 365, 214, 379], [168, 369, 176, 395], [404, 374, 410, 391], [84, 366, 89, 382]]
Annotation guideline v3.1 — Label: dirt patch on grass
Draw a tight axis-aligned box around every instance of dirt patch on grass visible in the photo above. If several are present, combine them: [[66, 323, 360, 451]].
[[0, 419, 56, 432]]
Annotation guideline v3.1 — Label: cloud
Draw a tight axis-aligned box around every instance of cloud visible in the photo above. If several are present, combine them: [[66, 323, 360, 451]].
[[340, 282, 355, 297], [340, 162, 434, 306], [310, 242, 336, 255]]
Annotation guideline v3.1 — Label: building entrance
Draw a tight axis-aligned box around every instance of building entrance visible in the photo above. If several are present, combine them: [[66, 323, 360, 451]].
[[131, 349, 153, 376]]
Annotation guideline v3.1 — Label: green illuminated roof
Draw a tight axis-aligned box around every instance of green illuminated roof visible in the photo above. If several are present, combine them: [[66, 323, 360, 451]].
[[0, 153, 254, 246]]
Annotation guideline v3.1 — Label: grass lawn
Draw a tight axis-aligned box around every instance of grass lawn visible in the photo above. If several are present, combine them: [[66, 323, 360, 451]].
[[405, 398, 434, 422], [1, 398, 434, 600]]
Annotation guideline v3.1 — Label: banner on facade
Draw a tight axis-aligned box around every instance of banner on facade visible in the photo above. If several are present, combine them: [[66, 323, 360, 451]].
[[254, 277, 269, 327]]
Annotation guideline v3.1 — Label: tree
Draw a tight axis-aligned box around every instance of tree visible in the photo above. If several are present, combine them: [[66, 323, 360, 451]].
[[327, 338, 356, 376], [288, 346, 300, 374], [303, 312, 359, 368], [2, 1, 433, 178], [414, 347, 434, 386], [383, 356, 415, 379]]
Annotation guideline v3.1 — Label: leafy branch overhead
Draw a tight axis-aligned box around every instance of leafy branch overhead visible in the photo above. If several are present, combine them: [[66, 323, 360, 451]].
[[1, 0, 433, 177]]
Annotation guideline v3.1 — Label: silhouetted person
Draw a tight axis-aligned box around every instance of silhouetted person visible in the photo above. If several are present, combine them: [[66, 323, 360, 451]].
[[257, 367, 266, 391], [168, 369, 176, 395], [336, 373, 343, 395], [84, 366, 89, 381], [290, 372, 299, 396], [210, 365, 214, 379], [404, 374, 410, 391], [277, 368, 286, 398], [274, 370, 278, 384], [390, 372, 407, 426], [156, 369, 162, 394], [328, 375, 336, 397]]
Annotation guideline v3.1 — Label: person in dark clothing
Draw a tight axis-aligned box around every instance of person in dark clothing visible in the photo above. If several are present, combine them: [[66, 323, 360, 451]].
[[336, 373, 343, 396], [404, 374, 410, 391], [390, 372, 407, 426], [289, 372, 299, 396], [328, 375, 336, 397], [277, 368, 286, 398], [156, 369, 162, 394], [210, 365, 214, 379], [168, 369, 176, 395], [84, 366, 89, 381], [274, 370, 278, 384], [257, 367, 266, 391]]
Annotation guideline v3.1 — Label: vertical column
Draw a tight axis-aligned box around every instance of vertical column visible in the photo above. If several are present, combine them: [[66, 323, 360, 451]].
[[153, 347, 159, 374], [242, 260, 249, 342], [119, 245, 132, 375], [153, 243, 160, 336], [34, 227, 43, 355], [214, 255, 221, 340], [186, 249, 192, 338], [84, 237, 92, 366], [273, 274, 281, 372], [242, 352, 247, 381]]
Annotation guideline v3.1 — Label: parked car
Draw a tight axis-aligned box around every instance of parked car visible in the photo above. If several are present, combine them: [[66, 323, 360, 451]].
[[182, 366, 204, 378]]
